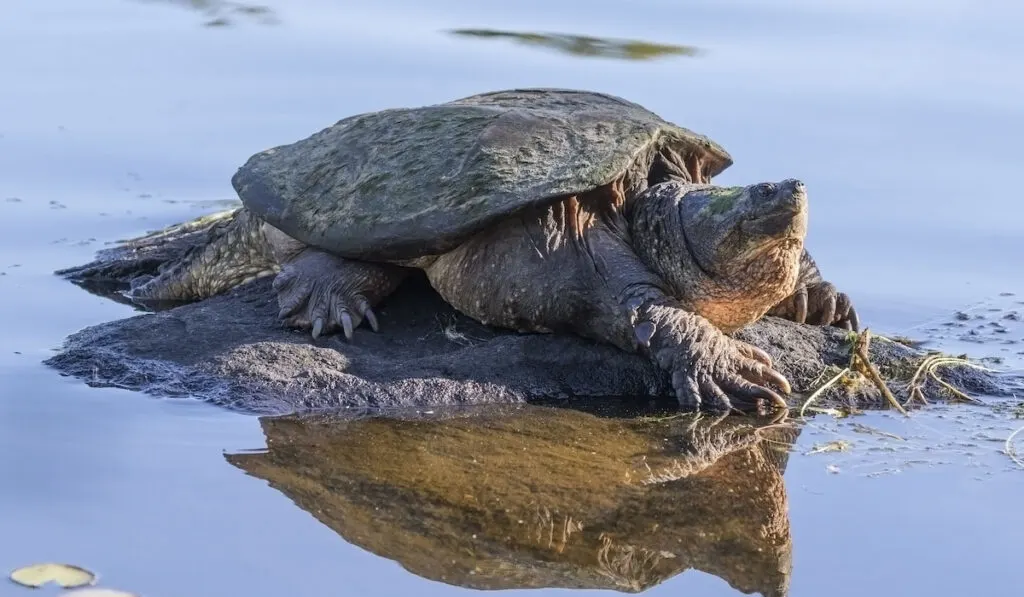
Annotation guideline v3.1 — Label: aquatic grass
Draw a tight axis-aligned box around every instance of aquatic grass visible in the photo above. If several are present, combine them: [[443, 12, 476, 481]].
[[799, 328, 997, 416], [799, 366, 851, 418], [872, 333, 926, 349], [905, 354, 993, 407]]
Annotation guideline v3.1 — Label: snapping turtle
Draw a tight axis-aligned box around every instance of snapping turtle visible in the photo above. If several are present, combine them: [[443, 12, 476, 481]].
[[131, 88, 857, 412]]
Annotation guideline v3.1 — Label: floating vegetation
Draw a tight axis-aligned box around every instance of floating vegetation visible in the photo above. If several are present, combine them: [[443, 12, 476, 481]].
[[798, 327, 998, 418], [449, 29, 700, 61], [806, 439, 852, 455], [135, 0, 278, 27], [850, 422, 905, 441], [906, 353, 992, 407]]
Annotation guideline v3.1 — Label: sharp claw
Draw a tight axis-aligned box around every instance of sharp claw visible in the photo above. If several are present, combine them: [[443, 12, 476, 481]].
[[634, 321, 656, 348], [795, 287, 808, 324], [746, 345, 774, 367], [341, 312, 354, 340], [311, 317, 324, 339], [278, 294, 306, 319], [364, 308, 379, 332], [766, 369, 792, 394]]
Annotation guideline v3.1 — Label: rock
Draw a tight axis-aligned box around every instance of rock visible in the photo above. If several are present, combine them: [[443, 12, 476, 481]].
[[47, 215, 1015, 415]]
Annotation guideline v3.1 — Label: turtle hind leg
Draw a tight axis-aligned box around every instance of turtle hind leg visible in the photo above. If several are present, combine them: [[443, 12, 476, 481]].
[[271, 249, 410, 340], [130, 208, 278, 303]]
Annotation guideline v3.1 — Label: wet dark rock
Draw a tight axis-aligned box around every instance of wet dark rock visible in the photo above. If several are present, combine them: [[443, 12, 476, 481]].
[[47, 219, 1019, 415]]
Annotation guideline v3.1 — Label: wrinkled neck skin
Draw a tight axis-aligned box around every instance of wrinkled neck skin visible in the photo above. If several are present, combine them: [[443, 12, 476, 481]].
[[628, 183, 805, 333]]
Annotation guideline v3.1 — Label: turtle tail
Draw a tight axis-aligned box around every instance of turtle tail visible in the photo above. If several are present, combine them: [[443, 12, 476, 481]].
[[129, 208, 279, 303]]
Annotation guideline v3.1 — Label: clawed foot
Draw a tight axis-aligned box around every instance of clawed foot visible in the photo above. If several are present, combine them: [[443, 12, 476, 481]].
[[654, 322, 791, 413], [272, 252, 385, 340], [769, 281, 859, 331]]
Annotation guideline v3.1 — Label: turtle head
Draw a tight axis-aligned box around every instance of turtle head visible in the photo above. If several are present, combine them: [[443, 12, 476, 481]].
[[680, 179, 808, 269], [632, 179, 808, 331]]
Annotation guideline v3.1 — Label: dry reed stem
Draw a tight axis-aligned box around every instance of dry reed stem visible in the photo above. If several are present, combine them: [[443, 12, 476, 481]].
[[850, 329, 908, 416], [799, 367, 851, 419], [905, 355, 990, 406]]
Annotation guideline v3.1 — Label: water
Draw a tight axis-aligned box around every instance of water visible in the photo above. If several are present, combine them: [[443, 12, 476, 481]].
[[1, 0, 1023, 595]]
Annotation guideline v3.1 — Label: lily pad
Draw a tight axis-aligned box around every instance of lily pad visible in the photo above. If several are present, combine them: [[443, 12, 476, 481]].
[[9, 563, 96, 588]]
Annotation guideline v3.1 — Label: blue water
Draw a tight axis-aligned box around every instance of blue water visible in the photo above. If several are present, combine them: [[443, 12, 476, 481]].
[[1, 1, 1023, 596]]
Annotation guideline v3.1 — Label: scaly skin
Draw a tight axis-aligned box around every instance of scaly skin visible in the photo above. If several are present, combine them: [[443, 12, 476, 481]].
[[131, 209, 277, 302]]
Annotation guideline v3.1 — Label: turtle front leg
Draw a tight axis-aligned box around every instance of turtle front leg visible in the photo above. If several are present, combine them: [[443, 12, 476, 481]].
[[767, 249, 859, 331], [638, 301, 791, 411], [261, 225, 409, 340], [269, 249, 409, 340]]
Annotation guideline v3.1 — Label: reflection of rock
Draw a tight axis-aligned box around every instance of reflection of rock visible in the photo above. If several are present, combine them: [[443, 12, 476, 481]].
[[136, 0, 278, 27], [226, 404, 797, 596], [47, 213, 1009, 414], [449, 29, 699, 61]]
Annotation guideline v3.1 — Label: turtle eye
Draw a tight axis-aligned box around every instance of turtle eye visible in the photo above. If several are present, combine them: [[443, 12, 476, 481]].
[[756, 183, 776, 199]]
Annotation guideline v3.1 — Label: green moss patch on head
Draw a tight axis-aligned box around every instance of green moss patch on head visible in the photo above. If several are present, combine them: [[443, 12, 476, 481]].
[[704, 187, 743, 216]]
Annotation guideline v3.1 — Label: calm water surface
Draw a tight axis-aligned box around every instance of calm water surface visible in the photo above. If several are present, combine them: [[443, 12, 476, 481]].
[[1, 1, 1023, 596]]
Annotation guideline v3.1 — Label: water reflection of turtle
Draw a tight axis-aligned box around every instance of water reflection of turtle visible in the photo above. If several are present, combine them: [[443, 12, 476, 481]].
[[120, 89, 856, 412], [226, 404, 799, 596]]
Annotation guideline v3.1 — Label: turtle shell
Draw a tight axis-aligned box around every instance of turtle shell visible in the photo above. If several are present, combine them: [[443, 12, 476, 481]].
[[232, 88, 732, 260]]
